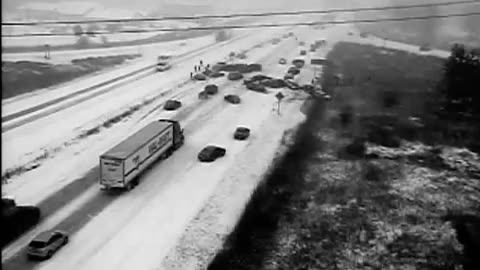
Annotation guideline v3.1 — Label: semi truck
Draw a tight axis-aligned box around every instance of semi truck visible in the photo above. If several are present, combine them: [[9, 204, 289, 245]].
[[99, 119, 184, 190]]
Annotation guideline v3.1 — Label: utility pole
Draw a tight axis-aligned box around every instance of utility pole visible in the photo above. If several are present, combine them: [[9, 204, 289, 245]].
[[44, 44, 51, 59]]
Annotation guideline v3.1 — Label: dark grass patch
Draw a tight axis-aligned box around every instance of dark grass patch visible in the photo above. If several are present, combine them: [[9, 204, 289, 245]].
[[2, 54, 140, 99], [323, 42, 479, 152]]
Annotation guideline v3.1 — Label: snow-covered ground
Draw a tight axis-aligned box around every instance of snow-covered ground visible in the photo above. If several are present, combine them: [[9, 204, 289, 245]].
[[1, 26, 291, 205], [1, 35, 219, 117], [3, 21, 447, 270], [2, 25, 317, 270], [2, 34, 215, 64]]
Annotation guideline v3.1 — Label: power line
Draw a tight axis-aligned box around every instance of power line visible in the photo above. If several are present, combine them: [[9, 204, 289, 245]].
[[3, 11, 479, 38], [2, 0, 478, 26]]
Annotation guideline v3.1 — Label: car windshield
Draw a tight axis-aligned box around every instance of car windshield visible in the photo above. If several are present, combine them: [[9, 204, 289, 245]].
[[29, 240, 47, 248]]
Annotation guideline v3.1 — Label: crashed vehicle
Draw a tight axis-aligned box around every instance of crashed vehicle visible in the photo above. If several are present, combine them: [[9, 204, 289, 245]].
[[198, 91, 209, 99], [198, 145, 226, 162], [284, 73, 295, 80], [263, 79, 286, 88], [287, 67, 301, 75], [234, 127, 250, 140], [228, 72, 244, 81], [244, 74, 272, 85], [292, 59, 305, 68], [204, 84, 219, 95], [224, 94, 241, 104], [284, 79, 301, 90], [193, 73, 207, 81], [163, 100, 182, 110], [209, 72, 225, 78], [237, 52, 247, 59], [246, 82, 267, 93], [211, 62, 227, 72], [247, 63, 262, 72]]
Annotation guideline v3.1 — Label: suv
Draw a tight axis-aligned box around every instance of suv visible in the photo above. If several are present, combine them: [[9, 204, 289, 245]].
[[27, 230, 68, 260]]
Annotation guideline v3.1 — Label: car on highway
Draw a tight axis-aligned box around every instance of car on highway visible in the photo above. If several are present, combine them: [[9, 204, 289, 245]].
[[287, 67, 301, 75], [246, 82, 267, 93], [279, 58, 287, 64], [224, 94, 241, 104], [228, 72, 244, 81], [204, 84, 219, 95], [284, 73, 295, 80], [234, 127, 250, 140], [300, 50, 307, 55], [193, 73, 207, 81], [163, 100, 182, 110], [27, 230, 68, 260], [156, 55, 172, 72], [198, 146, 226, 162]]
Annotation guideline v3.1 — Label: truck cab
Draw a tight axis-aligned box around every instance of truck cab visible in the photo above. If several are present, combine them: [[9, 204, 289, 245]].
[[156, 55, 172, 72], [158, 119, 184, 149]]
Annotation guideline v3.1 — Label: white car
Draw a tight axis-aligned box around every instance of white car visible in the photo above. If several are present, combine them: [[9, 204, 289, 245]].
[[156, 55, 172, 72], [156, 63, 171, 71]]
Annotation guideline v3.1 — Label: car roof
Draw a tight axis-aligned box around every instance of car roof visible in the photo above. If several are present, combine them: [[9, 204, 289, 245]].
[[236, 127, 250, 130], [204, 145, 221, 150], [32, 231, 54, 242]]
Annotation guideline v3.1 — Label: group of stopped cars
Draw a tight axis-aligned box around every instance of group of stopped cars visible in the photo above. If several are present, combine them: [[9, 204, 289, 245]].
[[23, 122, 250, 260]]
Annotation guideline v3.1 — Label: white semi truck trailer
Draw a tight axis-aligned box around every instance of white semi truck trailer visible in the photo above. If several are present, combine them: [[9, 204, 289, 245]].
[[99, 119, 184, 190]]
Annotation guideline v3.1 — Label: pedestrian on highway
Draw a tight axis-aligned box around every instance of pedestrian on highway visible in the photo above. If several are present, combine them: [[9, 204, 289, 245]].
[[194, 65, 197, 72], [200, 60, 203, 66], [206, 64, 210, 69], [190, 72, 193, 79]]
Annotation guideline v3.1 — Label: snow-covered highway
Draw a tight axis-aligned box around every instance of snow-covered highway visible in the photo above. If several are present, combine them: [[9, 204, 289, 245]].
[[2, 20, 427, 270]]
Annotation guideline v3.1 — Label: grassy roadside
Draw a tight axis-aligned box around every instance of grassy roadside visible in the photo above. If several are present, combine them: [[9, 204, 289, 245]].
[[1, 54, 140, 100], [207, 42, 480, 270]]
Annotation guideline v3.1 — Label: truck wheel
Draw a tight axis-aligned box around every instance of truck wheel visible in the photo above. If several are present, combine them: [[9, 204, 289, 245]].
[[126, 182, 133, 190]]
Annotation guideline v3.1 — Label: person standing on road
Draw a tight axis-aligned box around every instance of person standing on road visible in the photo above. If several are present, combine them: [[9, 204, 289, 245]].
[[190, 72, 193, 79], [194, 65, 197, 72], [200, 60, 203, 66]]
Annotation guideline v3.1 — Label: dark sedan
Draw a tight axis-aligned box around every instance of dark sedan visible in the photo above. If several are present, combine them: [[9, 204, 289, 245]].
[[234, 127, 250, 140], [198, 146, 226, 162]]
